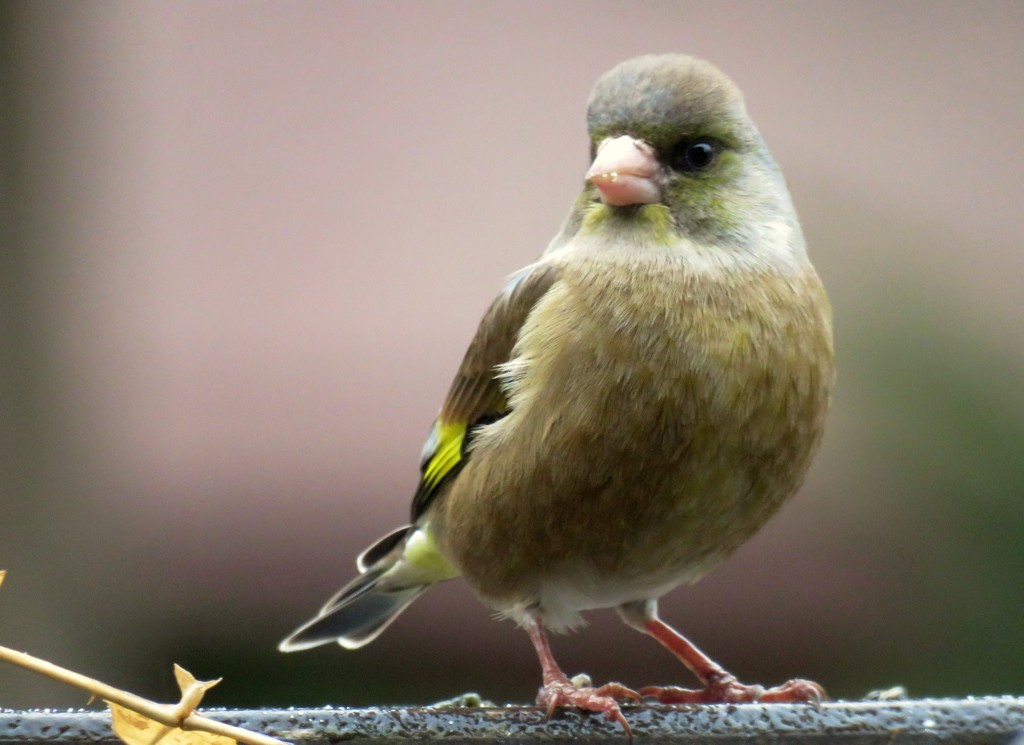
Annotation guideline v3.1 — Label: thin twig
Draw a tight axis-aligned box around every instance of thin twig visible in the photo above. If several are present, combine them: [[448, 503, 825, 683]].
[[0, 645, 290, 745]]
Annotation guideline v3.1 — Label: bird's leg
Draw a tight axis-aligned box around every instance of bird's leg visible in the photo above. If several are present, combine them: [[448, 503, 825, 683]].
[[525, 617, 638, 731], [618, 600, 825, 705]]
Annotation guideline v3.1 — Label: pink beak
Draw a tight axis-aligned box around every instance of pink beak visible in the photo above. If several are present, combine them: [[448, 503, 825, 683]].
[[585, 135, 662, 207]]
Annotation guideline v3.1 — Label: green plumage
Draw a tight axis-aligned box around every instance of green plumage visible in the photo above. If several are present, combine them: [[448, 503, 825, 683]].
[[280, 53, 835, 723]]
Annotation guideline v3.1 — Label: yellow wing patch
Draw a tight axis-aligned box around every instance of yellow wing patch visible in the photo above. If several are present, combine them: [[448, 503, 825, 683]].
[[421, 421, 467, 493]]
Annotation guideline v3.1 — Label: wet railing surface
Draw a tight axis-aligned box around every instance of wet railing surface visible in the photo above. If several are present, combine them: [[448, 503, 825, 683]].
[[3, 699, 1024, 744]]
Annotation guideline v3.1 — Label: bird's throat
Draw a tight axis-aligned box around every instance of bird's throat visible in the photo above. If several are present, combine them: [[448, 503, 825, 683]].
[[580, 202, 676, 246]]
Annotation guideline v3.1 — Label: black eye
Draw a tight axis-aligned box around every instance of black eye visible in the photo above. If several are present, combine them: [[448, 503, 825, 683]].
[[672, 139, 717, 173]]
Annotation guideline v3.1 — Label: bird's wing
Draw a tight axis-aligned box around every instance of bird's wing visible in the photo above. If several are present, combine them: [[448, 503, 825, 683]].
[[410, 261, 561, 521]]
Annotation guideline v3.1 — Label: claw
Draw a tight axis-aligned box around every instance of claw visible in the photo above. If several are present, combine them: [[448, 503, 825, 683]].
[[640, 674, 826, 705], [629, 610, 827, 708], [526, 618, 635, 736], [596, 681, 643, 703], [760, 678, 826, 707], [537, 680, 633, 736]]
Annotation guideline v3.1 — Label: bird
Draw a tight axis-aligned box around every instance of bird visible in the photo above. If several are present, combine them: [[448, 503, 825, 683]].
[[279, 53, 835, 730]]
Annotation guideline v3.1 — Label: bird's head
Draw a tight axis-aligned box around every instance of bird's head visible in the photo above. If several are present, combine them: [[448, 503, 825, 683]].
[[580, 54, 796, 252]]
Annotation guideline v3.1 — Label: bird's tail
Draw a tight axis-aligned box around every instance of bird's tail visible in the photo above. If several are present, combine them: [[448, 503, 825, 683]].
[[278, 524, 459, 652]]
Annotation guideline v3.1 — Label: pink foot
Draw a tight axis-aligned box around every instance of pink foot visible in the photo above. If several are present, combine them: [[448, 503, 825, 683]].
[[640, 673, 825, 705], [537, 680, 639, 733]]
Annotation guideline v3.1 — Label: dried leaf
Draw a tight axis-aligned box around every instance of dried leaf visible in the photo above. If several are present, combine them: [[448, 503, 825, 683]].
[[173, 664, 221, 714], [1, 583, 284, 745], [173, 664, 221, 695], [109, 702, 235, 745], [173, 665, 198, 692]]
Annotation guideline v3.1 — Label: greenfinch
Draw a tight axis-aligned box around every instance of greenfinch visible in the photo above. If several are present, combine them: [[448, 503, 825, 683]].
[[280, 53, 835, 729]]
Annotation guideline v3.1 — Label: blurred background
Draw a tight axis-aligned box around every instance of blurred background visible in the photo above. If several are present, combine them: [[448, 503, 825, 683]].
[[2, 0, 1022, 711]]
